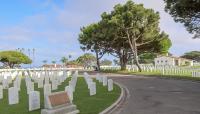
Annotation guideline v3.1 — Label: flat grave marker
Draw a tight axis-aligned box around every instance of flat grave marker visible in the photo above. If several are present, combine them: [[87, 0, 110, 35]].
[[45, 91, 70, 109]]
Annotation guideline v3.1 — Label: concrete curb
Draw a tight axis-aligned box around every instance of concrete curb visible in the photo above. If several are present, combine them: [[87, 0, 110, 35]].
[[99, 82, 129, 114]]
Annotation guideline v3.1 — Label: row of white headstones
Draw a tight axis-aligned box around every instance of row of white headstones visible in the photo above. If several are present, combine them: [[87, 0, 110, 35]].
[[102, 65, 200, 77], [27, 70, 74, 111], [0, 71, 22, 104], [83, 72, 113, 96], [64, 71, 78, 102], [192, 72, 200, 77], [0, 70, 76, 111], [0, 70, 114, 112]]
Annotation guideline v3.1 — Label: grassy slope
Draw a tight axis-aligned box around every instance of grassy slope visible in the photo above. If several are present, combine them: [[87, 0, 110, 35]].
[[0, 77, 121, 114], [101, 69, 200, 81]]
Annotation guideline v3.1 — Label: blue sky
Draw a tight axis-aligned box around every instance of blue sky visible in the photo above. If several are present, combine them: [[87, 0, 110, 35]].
[[0, 0, 200, 67]]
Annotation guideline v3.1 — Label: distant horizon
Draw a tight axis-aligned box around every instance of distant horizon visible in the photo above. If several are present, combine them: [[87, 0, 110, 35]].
[[0, 0, 199, 67]]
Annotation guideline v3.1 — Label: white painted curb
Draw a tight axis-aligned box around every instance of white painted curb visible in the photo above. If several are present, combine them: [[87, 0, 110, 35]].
[[99, 82, 125, 114]]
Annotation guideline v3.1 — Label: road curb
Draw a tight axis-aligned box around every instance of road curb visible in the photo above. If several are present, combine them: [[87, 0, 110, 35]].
[[99, 82, 129, 114]]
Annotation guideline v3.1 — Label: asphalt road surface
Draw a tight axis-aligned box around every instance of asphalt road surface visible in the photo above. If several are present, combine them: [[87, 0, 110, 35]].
[[111, 75, 200, 114]]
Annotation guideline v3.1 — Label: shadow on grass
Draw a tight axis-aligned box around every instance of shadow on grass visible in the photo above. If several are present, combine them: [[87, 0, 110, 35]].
[[0, 77, 121, 114]]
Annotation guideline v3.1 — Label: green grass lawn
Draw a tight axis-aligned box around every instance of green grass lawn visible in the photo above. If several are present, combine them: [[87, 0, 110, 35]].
[[101, 69, 200, 81], [191, 66, 200, 69], [0, 77, 121, 114]]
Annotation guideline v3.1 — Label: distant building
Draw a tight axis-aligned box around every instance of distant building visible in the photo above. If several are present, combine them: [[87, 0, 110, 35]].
[[154, 56, 194, 66], [42, 64, 83, 68], [42, 64, 62, 68]]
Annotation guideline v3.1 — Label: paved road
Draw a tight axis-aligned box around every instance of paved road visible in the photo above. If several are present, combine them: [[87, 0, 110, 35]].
[[111, 75, 200, 114]]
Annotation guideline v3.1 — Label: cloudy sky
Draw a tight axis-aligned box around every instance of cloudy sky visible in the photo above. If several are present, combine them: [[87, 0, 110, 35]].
[[0, 0, 199, 67]]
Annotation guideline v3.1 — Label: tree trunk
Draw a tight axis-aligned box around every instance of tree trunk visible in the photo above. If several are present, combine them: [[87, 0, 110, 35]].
[[133, 42, 142, 72], [134, 54, 142, 72], [95, 51, 101, 71], [119, 53, 127, 71], [96, 58, 100, 71], [120, 62, 126, 70], [126, 30, 142, 72], [8, 63, 14, 68]]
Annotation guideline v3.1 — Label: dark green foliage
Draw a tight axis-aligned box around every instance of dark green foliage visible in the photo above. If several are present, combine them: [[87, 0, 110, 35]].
[[79, 24, 108, 70], [181, 51, 200, 62], [67, 60, 80, 65], [42, 60, 47, 64], [100, 1, 172, 71], [60, 57, 68, 64], [76, 53, 96, 68], [139, 53, 157, 64], [0, 51, 32, 68], [138, 32, 172, 55], [51, 61, 56, 64], [164, 0, 200, 38], [79, 1, 172, 71], [100, 59, 112, 66]]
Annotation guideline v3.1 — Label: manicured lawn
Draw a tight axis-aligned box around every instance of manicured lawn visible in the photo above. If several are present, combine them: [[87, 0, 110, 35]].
[[101, 69, 200, 81], [0, 77, 121, 114], [191, 66, 200, 69]]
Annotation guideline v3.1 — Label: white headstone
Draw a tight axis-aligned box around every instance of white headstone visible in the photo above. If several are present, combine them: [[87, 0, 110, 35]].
[[44, 84, 51, 96], [0, 76, 3, 83], [0, 85, 3, 99], [51, 82, 58, 91], [13, 80, 20, 91], [29, 91, 40, 111], [45, 77, 49, 85], [99, 76, 103, 82], [27, 82, 34, 94], [108, 79, 113, 91], [7, 76, 12, 84], [38, 80, 43, 88], [8, 87, 19, 105], [65, 86, 73, 102], [2, 79, 9, 89], [103, 76, 107, 86], [89, 83, 96, 96], [68, 81, 75, 92]]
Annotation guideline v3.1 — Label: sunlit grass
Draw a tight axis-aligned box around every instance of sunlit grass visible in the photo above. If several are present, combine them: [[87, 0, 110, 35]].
[[101, 69, 200, 81], [0, 77, 121, 114]]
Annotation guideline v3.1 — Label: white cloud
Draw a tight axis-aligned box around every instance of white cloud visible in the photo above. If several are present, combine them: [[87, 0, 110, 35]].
[[0, 26, 33, 42], [0, 0, 200, 66]]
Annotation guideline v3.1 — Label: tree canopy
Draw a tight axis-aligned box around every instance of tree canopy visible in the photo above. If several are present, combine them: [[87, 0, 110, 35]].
[[0, 51, 32, 68], [79, 1, 172, 71], [139, 53, 157, 64], [101, 59, 112, 66], [100, 1, 172, 71], [181, 51, 200, 62], [164, 0, 200, 38], [51, 61, 56, 64], [42, 60, 47, 64], [79, 23, 107, 70], [60, 57, 68, 64], [76, 53, 96, 68], [67, 60, 80, 65]]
